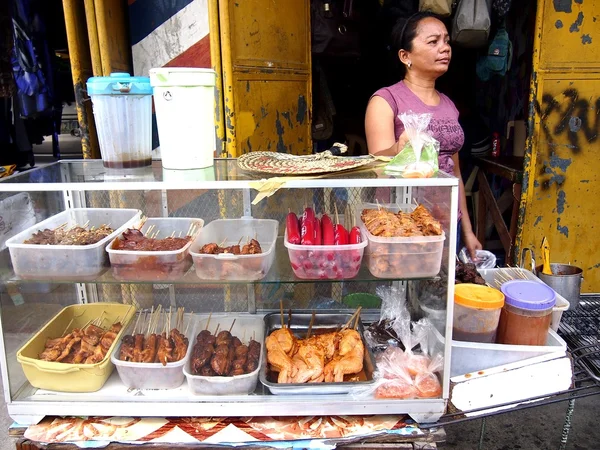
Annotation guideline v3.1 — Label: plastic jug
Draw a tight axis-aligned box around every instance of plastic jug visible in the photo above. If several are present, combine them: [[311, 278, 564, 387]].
[[87, 73, 153, 168], [150, 68, 217, 170]]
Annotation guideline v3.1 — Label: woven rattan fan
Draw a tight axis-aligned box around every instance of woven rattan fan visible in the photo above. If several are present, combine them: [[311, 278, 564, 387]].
[[237, 151, 374, 176]]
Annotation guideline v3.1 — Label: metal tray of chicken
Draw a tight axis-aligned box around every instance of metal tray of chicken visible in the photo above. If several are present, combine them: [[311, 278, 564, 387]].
[[260, 312, 377, 395]]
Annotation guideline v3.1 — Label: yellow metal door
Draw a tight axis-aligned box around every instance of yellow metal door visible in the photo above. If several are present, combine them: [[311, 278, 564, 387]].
[[517, 0, 600, 291], [217, 0, 312, 157]]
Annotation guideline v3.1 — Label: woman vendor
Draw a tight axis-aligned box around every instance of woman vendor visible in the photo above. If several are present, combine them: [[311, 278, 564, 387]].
[[365, 11, 482, 259]]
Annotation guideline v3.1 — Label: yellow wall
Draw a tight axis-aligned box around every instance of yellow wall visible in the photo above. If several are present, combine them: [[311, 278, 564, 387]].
[[517, 0, 600, 291]]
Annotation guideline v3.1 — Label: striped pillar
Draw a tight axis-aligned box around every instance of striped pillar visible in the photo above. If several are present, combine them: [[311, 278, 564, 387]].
[[128, 0, 212, 150]]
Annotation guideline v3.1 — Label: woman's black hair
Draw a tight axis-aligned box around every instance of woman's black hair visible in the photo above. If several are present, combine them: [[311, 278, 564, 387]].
[[391, 11, 441, 53], [390, 11, 442, 78]]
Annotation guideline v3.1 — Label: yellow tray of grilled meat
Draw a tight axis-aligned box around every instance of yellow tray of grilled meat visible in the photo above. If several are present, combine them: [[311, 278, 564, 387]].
[[17, 303, 136, 392]]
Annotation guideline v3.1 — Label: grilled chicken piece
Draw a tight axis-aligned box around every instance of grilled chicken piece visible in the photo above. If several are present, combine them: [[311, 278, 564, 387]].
[[266, 328, 297, 383], [324, 329, 364, 383], [410, 204, 443, 236]]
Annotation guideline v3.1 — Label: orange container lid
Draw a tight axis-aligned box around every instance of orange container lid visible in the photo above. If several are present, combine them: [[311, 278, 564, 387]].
[[454, 283, 505, 309]]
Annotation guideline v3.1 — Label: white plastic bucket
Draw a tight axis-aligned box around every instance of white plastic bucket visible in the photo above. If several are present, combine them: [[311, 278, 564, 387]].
[[150, 68, 217, 170]]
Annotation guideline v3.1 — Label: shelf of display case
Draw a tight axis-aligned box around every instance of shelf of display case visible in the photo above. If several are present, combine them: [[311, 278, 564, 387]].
[[0, 159, 459, 192], [6, 238, 443, 286]]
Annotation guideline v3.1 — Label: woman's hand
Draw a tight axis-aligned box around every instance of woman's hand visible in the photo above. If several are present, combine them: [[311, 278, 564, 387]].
[[462, 230, 483, 260], [395, 131, 409, 155]]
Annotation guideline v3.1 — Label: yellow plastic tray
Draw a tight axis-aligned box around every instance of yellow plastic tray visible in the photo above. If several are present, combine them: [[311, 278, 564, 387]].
[[16, 303, 136, 392]]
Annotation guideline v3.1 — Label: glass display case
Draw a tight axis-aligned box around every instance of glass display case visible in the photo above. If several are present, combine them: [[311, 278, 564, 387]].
[[0, 159, 458, 425]]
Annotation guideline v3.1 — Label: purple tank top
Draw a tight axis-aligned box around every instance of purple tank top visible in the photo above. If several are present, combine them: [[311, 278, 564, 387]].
[[373, 81, 465, 175]]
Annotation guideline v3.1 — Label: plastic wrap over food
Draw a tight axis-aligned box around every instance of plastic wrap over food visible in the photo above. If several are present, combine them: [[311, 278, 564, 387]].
[[385, 112, 440, 178], [363, 285, 409, 351], [356, 318, 443, 399], [459, 247, 497, 269]]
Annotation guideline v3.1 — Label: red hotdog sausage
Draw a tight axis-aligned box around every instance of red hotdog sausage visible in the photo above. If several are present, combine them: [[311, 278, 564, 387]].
[[301, 208, 315, 245], [321, 214, 335, 245], [286, 211, 301, 244]]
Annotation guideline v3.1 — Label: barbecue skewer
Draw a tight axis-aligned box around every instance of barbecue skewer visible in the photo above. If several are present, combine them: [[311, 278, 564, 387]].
[[306, 311, 315, 338], [229, 319, 236, 333]]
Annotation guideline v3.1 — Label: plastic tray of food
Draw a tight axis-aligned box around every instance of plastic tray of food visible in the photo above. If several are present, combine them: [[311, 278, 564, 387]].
[[6, 208, 141, 279], [357, 203, 445, 279], [111, 311, 195, 389], [106, 217, 204, 281], [479, 267, 569, 332], [260, 312, 377, 395], [16, 303, 136, 392], [189, 218, 278, 281], [447, 328, 567, 377], [283, 229, 367, 280], [183, 314, 264, 395]]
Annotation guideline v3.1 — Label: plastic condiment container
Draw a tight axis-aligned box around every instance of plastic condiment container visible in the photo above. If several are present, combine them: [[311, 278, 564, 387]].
[[149, 68, 216, 170], [497, 280, 556, 346], [87, 73, 153, 168], [453, 284, 505, 343]]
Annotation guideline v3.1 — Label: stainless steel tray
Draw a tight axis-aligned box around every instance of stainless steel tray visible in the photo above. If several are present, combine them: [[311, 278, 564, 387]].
[[260, 312, 377, 395]]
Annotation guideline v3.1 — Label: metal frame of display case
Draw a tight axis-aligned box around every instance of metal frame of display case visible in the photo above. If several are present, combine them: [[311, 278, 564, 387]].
[[0, 160, 459, 425]]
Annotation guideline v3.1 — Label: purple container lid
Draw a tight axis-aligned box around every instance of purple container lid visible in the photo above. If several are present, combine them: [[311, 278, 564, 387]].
[[500, 280, 556, 310]]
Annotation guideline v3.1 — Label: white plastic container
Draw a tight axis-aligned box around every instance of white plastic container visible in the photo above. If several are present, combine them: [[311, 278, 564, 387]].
[[106, 217, 204, 281], [6, 208, 141, 279], [87, 73, 153, 168], [183, 314, 264, 395], [357, 203, 446, 279], [150, 68, 216, 169], [284, 229, 367, 279], [111, 313, 195, 390], [190, 218, 278, 281], [450, 329, 567, 377]]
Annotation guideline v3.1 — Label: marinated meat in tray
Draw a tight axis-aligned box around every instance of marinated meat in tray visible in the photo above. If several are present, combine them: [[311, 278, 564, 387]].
[[190, 321, 261, 376], [361, 204, 442, 237], [39, 320, 123, 364], [25, 224, 114, 245], [266, 310, 365, 384], [118, 307, 189, 366], [112, 228, 192, 251], [198, 238, 262, 255]]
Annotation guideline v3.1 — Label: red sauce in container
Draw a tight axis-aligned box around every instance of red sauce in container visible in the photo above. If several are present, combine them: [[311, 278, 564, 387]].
[[497, 280, 556, 346]]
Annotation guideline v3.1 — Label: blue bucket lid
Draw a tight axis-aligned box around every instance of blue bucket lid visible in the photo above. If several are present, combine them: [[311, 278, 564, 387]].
[[500, 280, 556, 310], [87, 73, 152, 96]]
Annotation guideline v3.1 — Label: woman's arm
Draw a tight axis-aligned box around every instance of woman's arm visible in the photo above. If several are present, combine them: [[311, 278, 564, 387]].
[[451, 153, 482, 259], [365, 96, 408, 156]]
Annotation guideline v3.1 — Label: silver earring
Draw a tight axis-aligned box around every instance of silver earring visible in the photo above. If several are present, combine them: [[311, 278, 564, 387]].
[[407, 62, 412, 69]]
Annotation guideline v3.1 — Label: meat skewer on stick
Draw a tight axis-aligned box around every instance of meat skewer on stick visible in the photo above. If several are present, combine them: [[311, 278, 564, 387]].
[[228, 319, 236, 333], [306, 311, 315, 339]]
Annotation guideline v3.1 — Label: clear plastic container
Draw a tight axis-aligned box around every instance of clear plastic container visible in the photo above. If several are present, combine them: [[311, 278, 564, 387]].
[[183, 314, 264, 395], [106, 217, 204, 281], [6, 208, 141, 279], [478, 268, 569, 332], [189, 218, 278, 281], [453, 284, 505, 343], [284, 229, 367, 280], [357, 202, 446, 279], [497, 280, 556, 346], [87, 73, 153, 168], [111, 313, 195, 390], [16, 303, 136, 392]]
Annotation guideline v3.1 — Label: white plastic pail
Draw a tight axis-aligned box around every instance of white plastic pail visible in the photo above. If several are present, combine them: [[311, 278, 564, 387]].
[[150, 68, 217, 169]]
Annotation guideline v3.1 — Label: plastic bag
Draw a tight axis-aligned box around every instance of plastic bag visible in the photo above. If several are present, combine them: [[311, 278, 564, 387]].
[[363, 285, 409, 350], [385, 112, 440, 178], [459, 247, 497, 269], [356, 318, 444, 400]]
